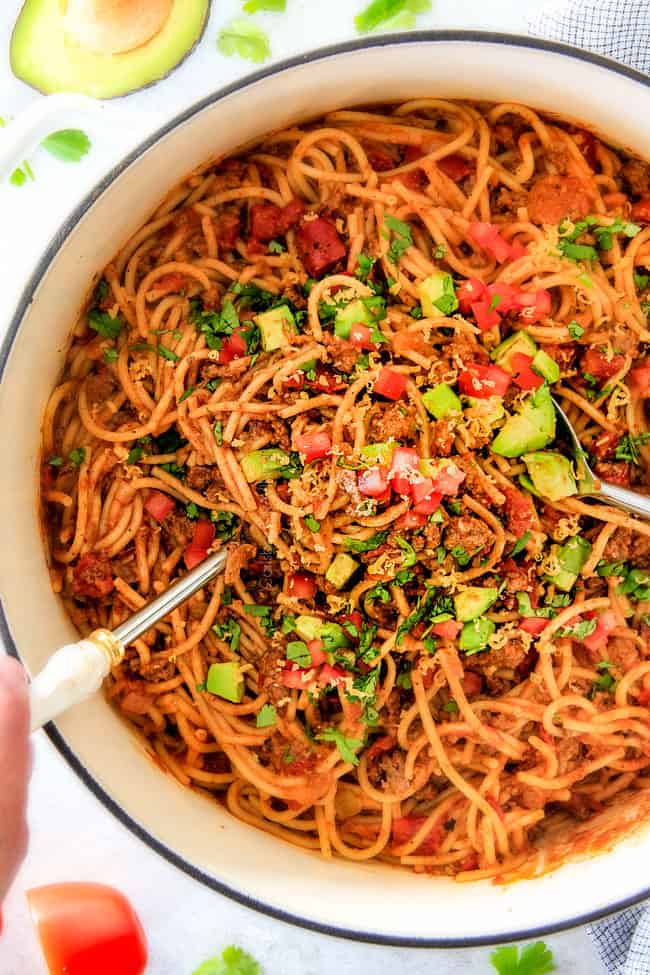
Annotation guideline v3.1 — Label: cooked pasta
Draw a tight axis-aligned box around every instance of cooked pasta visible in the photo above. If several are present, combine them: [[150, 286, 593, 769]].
[[40, 99, 650, 881]]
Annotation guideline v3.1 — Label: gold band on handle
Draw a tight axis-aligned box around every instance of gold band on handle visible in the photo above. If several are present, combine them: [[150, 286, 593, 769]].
[[88, 628, 125, 668]]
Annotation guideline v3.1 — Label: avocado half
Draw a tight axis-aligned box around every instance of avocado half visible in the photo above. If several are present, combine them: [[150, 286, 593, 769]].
[[11, 0, 210, 99]]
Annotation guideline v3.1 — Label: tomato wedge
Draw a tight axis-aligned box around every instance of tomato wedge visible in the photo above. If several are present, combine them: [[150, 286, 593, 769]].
[[632, 197, 650, 224], [281, 666, 311, 688], [144, 490, 175, 523], [374, 367, 408, 401], [458, 363, 511, 398], [307, 639, 328, 666], [319, 663, 348, 686], [27, 883, 147, 975], [432, 620, 463, 639]]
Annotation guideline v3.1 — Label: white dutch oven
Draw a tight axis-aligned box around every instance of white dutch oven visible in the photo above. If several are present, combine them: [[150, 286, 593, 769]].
[[1, 32, 649, 947]]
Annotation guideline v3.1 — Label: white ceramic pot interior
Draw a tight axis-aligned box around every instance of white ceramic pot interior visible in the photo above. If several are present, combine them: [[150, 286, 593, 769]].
[[2, 36, 650, 944]]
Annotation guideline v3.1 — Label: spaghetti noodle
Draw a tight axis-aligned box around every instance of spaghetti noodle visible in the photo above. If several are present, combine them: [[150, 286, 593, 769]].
[[40, 100, 650, 881]]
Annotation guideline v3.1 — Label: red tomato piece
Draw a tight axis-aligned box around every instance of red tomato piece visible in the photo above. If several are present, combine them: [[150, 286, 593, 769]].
[[502, 486, 535, 535], [583, 610, 618, 654], [429, 462, 466, 496], [283, 371, 305, 391], [520, 617, 550, 635], [411, 479, 443, 515], [219, 331, 247, 363], [295, 431, 332, 464], [485, 282, 520, 315], [627, 362, 650, 397], [594, 461, 631, 486], [458, 363, 511, 398], [340, 610, 363, 633], [216, 212, 241, 249], [349, 324, 376, 350], [144, 490, 175, 523], [307, 639, 327, 666], [374, 367, 409, 401], [470, 221, 516, 263], [281, 666, 311, 688], [27, 883, 147, 975], [305, 364, 347, 393], [288, 572, 317, 600], [390, 447, 421, 495], [457, 277, 487, 314], [319, 664, 348, 686], [592, 431, 620, 460], [582, 347, 625, 382], [396, 509, 428, 529], [358, 465, 391, 498], [513, 288, 552, 323], [432, 620, 463, 640], [184, 520, 216, 569], [632, 197, 650, 224], [511, 352, 544, 391], [404, 145, 425, 163], [391, 816, 442, 855], [296, 217, 346, 277], [471, 297, 501, 332], [367, 147, 395, 172], [249, 199, 305, 243], [461, 671, 483, 697], [72, 553, 114, 598], [438, 153, 472, 181]]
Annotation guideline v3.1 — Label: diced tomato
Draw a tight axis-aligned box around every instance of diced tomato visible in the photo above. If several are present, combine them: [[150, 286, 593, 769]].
[[249, 199, 305, 242], [391, 816, 441, 855], [637, 687, 650, 706], [458, 277, 487, 314], [520, 617, 549, 635], [358, 465, 391, 498], [502, 486, 535, 535], [411, 479, 443, 515], [511, 352, 544, 391], [72, 553, 114, 598], [594, 461, 631, 486], [461, 671, 483, 697], [144, 490, 175, 523], [374, 367, 409, 401], [281, 666, 311, 688], [283, 371, 305, 391], [219, 331, 248, 364], [404, 145, 425, 163], [513, 288, 552, 323], [390, 447, 421, 495], [295, 431, 331, 464], [459, 853, 480, 871], [471, 297, 501, 332], [582, 347, 625, 382], [627, 362, 650, 397], [216, 212, 241, 249], [470, 221, 518, 263], [288, 572, 316, 600], [296, 217, 346, 277], [592, 431, 620, 460], [305, 364, 347, 393], [583, 610, 618, 654], [367, 147, 395, 172], [458, 363, 511, 398], [631, 197, 650, 224], [429, 462, 466, 496], [396, 509, 428, 529], [319, 664, 348, 686], [152, 272, 186, 295], [340, 610, 363, 632], [27, 883, 147, 975], [432, 620, 463, 640], [438, 153, 472, 181], [349, 324, 376, 350], [307, 639, 327, 666], [485, 282, 519, 315], [184, 520, 216, 569]]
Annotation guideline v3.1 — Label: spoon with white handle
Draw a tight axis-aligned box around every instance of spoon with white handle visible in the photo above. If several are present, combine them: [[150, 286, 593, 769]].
[[28, 548, 228, 731]]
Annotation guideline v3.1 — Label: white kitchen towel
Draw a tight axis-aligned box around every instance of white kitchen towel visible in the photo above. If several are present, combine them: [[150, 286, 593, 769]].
[[526, 4, 650, 973]]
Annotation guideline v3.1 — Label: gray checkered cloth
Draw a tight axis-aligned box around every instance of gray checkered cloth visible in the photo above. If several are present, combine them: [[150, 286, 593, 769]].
[[526, 5, 650, 973], [525, 7, 650, 972]]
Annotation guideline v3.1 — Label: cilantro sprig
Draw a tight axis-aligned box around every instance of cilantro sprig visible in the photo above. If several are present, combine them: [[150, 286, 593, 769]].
[[355, 0, 432, 33], [318, 727, 364, 765], [192, 945, 261, 975], [217, 19, 271, 63], [490, 941, 556, 975]]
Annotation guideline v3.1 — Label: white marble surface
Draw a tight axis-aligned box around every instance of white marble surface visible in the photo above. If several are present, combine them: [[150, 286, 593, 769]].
[[0, 0, 607, 971]]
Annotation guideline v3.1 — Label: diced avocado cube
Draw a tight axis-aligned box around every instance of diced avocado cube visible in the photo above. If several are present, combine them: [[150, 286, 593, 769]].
[[532, 349, 560, 383], [491, 330, 537, 374], [491, 384, 556, 458], [459, 619, 495, 654], [335, 299, 374, 340], [422, 383, 462, 419], [295, 615, 323, 642], [325, 553, 359, 590], [319, 622, 351, 650], [417, 271, 458, 317], [547, 536, 592, 591], [463, 395, 505, 427], [299, 358, 317, 373], [241, 448, 292, 483], [361, 442, 396, 466], [523, 451, 577, 501], [454, 587, 499, 622], [206, 661, 244, 703], [255, 306, 296, 352]]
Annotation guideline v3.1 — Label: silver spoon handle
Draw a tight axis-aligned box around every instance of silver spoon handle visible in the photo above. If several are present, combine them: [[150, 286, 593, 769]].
[[29, 548, 228, 731], [595, 481, 650, 521]]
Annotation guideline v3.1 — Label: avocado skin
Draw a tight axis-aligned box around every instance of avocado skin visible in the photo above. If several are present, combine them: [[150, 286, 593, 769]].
[[11, 0, 210, 99]]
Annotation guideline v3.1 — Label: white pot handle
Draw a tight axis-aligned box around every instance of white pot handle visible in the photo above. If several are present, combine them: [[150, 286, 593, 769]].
[[0, 93, 166, 178]]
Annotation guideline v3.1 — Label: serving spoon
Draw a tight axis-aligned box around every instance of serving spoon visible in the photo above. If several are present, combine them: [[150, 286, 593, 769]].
[[27, 548, 227, 732], [552, 396, 650, 520]]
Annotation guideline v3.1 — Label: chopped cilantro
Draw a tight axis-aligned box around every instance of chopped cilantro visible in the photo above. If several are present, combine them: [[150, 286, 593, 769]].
[[213, 421, 224, 446], [343, 530, 388, 554], [211, 510, 239, 541], [126, 447, 144, 465], [356, 253, 376, 281], [384, 214, 413, 264], [212, 619, 241, 652], [68, 447, 86, 467], [615, 432, 650, 465], [304, 514, 321, 532], [556, 619, 597, 640], [268, 239, 286, 254], [395, 536, 417, 567], [186, 502, 200, 520], [103, 347, 119, 363], [192, 945, 261, 975], [490, 941, 556, 975], [443, 699, 459, 714], [568, 319, 584, 340], [317, 727, 364, 765], [510, 531, 531, 557], [88, 308, 122, 339]]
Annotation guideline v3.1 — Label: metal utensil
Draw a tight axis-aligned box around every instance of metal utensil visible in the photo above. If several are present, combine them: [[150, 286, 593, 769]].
[[28, 548, 228, 732], [552, 396, 650, 521]]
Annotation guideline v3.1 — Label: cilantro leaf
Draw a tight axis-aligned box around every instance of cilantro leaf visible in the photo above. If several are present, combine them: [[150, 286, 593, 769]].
[[212, 619, 241, 652], [68, 447, 86, 467], [395, 536, 417, 567], [490, 941, 556, 975], [615, 432, 650, 465], [217, 19, 271, 63], [243, 0, 285, 9], [510, 530, 531, 558], [88, 308, 122, 339], [41, 129, 91, 163], [355, 0, 432, 33], [304, 514, 320, 532], [556, 618, 597, 640], [318, 727, 364, 765], [384, 214, 413, 264], [567, 319, 584, 340], [192, 945, 261, 975], [343, 530, 388, 554], [356, 253, 376, 281]]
